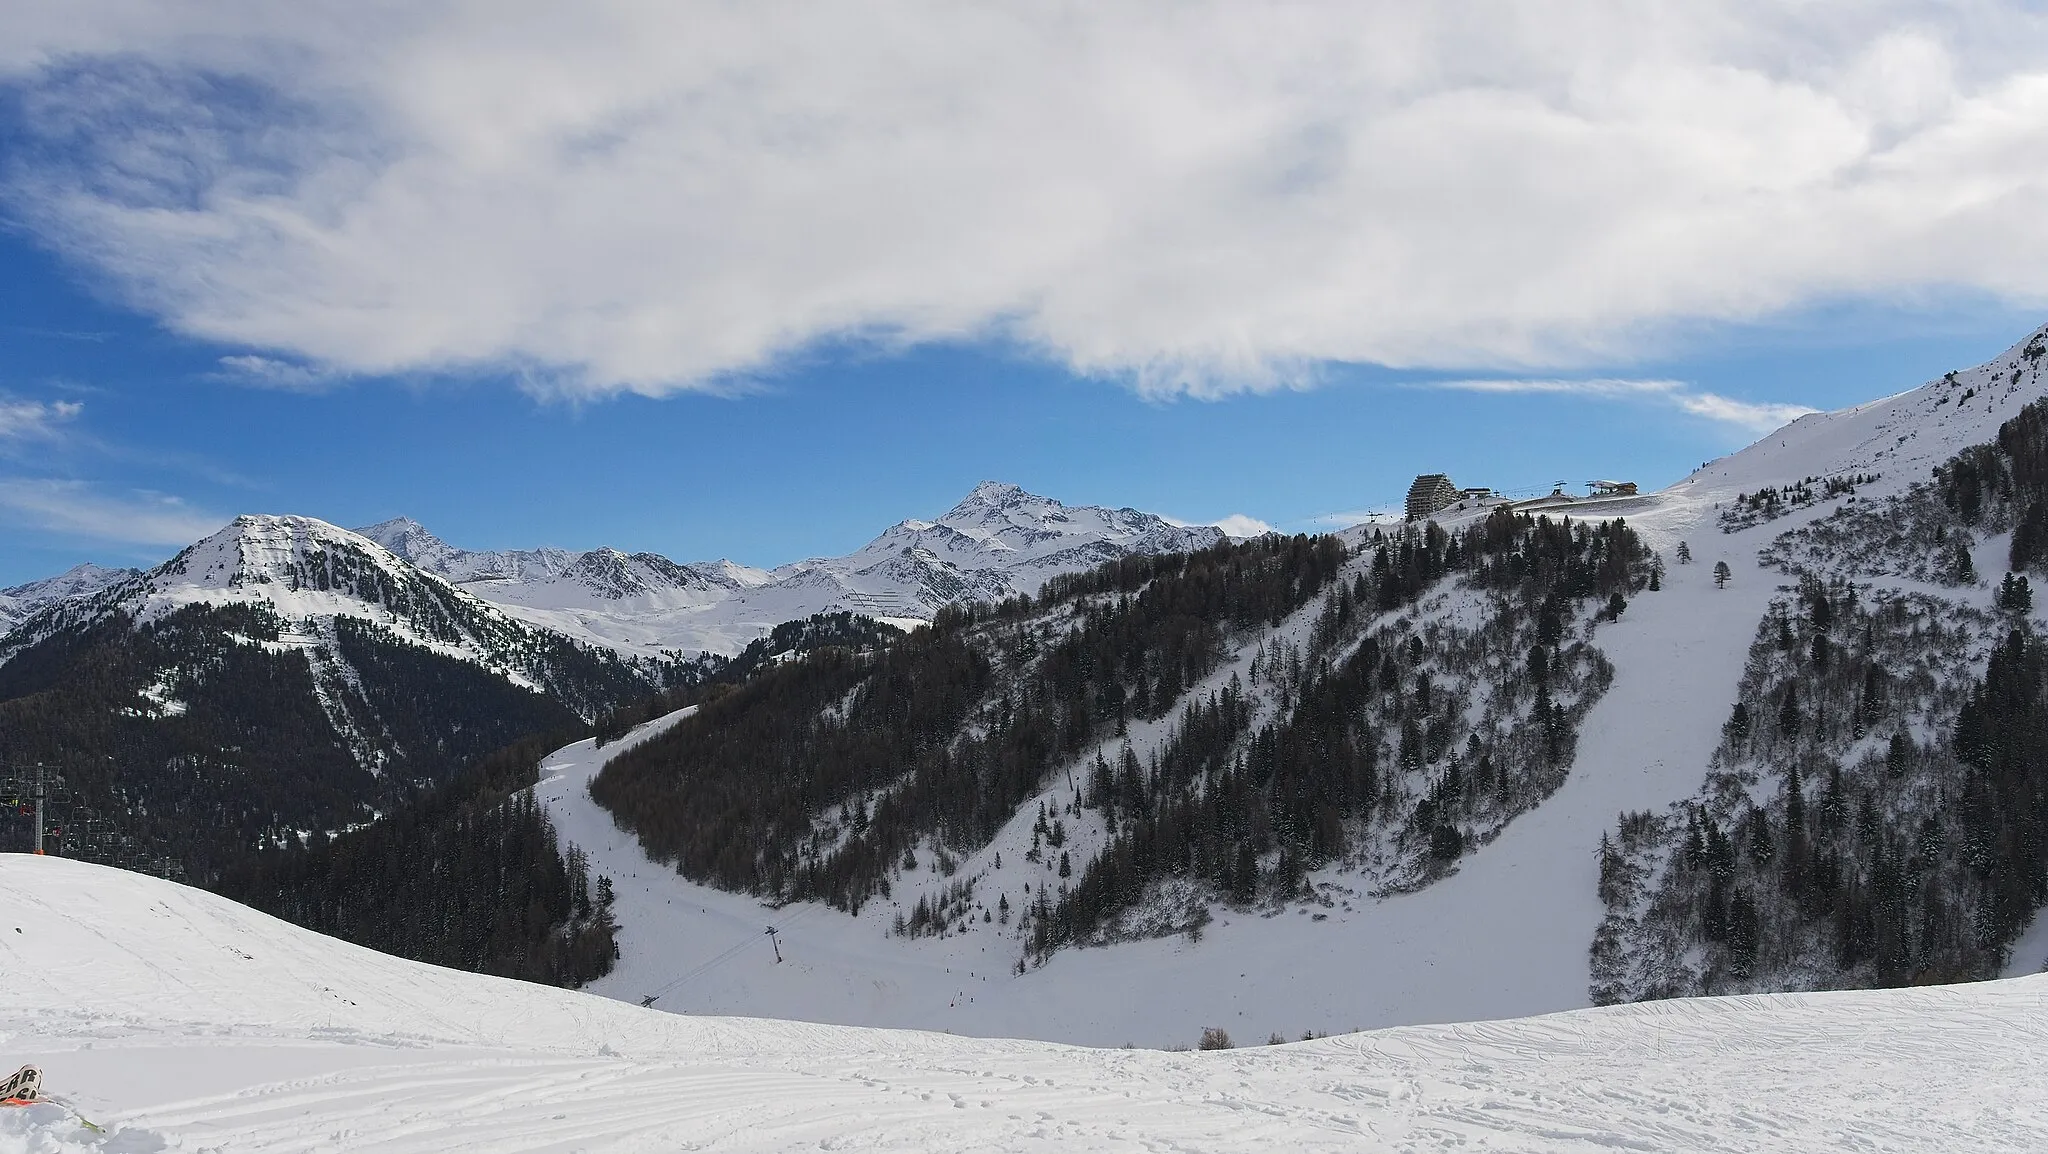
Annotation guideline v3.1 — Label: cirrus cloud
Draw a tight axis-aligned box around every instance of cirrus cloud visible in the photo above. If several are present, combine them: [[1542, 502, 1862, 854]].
[[3, 2, 2048, 397], [1414, 377, 1819, 433], [0, 478, 224, 546], [0, 397, 83, 442]]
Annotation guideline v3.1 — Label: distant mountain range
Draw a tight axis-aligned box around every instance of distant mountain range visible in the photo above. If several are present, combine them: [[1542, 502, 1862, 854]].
[[0, 561, 137, 634], [0, 482, 1232, 874], [358, 481, 1229, 657]]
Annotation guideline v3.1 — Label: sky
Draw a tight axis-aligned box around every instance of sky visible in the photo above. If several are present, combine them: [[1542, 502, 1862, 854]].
[[3, 2, 2048, 585]]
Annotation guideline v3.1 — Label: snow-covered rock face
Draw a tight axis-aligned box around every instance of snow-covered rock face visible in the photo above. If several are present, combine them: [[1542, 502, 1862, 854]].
[[828, 479, 1222, 580], [767, 480, 1224, 620], [359, 518, 770, 607], [5, 484, 1221, 661], [0, 514, 651, 738], [358, 516, 584, 584], [354, 483, 1226, 657], [0, 561, 138, 633], [134, 514, 513, 643]]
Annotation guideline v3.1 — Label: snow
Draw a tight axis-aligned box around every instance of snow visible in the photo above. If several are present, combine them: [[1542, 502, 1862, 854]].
[[6, 852, 2048, 1152], [359, 482, 1223, 658], [11, 326, 2048, 1148], [513, 322, 2048, 1051], [536, 542, 1792, 1047], [0, 514, 600, 702], [0, 563, 138, 636]]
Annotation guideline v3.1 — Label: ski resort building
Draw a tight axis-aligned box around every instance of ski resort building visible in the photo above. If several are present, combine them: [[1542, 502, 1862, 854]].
[[1405, 474, 1460, 521]]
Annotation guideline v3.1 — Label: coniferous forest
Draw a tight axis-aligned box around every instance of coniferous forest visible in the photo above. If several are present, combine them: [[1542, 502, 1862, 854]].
[[218, 732, 618, 987], [1034, 511, 1646, 954], [0, 599, 636, 989], [0, 602, 602, 877], [591, 518, 1653, 960], [593, 535, 1351, 913], [1596, 397, 2048, 1002]]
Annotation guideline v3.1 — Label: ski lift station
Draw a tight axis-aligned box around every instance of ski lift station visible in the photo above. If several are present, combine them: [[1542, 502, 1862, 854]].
[[1405, 474, 1639, 521]]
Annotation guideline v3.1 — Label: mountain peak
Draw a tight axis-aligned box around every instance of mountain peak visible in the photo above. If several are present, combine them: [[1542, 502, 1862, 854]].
[[358, 514, 430, 537], [355, 516, 451, 557], [171, 514, 409, 587], [2, 561, 135, 600], [965, 479, 1027, 501]]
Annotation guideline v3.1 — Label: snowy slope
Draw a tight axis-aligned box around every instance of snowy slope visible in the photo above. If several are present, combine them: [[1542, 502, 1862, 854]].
[[357, 516, 583, 584], [6, 852, 2046, 1153], [525, 496, 1793, 1047], [1682, 323, 2048, 499], [360, 516, 773, 602], [0, 562, 136, 634], [360, 482, 1224, 658], [523, 323, 2048, 1048], [537, 548, 1772, 1049]]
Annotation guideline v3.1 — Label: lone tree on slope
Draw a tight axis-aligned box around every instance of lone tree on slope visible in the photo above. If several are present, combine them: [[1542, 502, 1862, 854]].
[[1713, 561, 1733, 588]]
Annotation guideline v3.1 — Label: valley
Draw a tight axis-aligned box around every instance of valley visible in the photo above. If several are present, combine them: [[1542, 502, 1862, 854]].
[[7, 321, 2048, 1146]]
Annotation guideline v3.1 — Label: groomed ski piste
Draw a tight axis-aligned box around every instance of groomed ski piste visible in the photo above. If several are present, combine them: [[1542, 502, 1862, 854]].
[[5, 852, 2047, 1152]]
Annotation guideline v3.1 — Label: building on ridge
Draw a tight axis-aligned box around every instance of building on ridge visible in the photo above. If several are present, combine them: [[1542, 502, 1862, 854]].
[[1405, 474, 1460, 521]]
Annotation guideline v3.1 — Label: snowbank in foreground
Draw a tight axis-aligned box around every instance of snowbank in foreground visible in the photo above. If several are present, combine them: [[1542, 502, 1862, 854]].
[[3, 855, 2046, 1152]]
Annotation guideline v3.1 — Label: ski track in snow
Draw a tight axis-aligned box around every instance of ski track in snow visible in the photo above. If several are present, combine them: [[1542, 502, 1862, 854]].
[[6, 853, 2048, 1152]]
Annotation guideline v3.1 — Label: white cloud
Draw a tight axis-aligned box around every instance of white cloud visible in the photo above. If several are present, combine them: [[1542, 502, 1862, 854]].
[[0, 398, 83, 441], [1668, 392, 1822, 432], [4, 3, 2048, 396], [1418, 377, 1817, 433], [214, 355, 344, 391], [0, 479, 223, 545], [1209, 514, 1276, 539]]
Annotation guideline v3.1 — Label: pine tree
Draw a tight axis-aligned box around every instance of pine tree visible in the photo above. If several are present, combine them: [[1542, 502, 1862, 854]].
[[1778, 683, 1802, 739]]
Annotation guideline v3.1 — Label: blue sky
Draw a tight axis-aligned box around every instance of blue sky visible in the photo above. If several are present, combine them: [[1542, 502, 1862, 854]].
[[4, 5, 2048, 585], [3, 213, 2036, 585]]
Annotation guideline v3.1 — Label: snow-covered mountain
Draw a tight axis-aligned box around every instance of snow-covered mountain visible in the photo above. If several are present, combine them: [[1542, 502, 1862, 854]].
[[8, 852, 2045, 1152], [356, 515, 583, 584], [0, 561, 136, 633], [507, 321, 2048, 1048], [4, 514, 650, 708], [17, 322, 2048, 1078], [0, 515, 656, 873], [359, 482, 1228, 657]]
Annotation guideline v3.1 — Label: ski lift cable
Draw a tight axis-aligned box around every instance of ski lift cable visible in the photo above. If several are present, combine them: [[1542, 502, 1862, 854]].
[[641, 901, 826, 1001]]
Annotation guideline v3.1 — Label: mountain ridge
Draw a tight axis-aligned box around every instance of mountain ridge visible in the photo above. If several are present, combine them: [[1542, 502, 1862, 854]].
[[356, 481, 1231, 657]]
